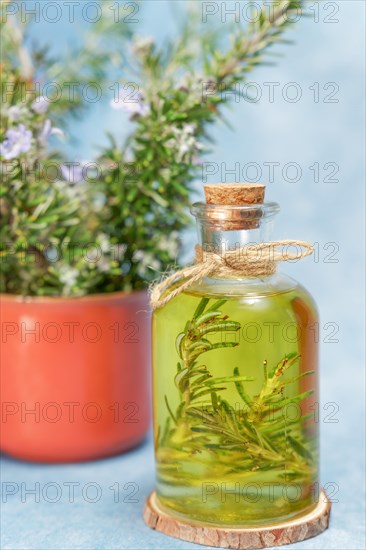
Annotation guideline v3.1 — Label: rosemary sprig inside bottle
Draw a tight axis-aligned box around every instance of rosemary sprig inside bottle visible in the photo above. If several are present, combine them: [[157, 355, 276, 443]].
[[157, 297, 316, 486]]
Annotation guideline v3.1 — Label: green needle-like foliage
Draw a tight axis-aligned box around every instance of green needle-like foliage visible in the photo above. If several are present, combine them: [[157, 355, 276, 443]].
[[157, 297, 316, 486], [1, 1, 309, 296]]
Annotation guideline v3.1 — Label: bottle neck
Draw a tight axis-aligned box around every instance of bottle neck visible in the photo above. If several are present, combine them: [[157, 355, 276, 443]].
[[196, 220, 275, 254], [192, 202, 279, 254], [188, 202, 297, 292]]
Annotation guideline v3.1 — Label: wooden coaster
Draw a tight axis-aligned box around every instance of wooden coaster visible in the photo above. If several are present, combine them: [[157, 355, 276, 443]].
[[144, 490, 331, 549]]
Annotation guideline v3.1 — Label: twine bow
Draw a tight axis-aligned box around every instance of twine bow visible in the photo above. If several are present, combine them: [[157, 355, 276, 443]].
[[150, 240, 313, 310]]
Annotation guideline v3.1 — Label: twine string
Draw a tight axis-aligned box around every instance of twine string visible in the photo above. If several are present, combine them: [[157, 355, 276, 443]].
[[150, 240, 313, 310]]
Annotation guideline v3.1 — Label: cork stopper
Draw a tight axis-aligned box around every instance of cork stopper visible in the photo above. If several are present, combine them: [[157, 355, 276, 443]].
[[203, 183, 266, 230], [204, 183, 265, 205]]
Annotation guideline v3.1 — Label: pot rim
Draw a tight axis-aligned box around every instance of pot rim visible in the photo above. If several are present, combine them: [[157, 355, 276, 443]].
[[0, 289, 147, 304]]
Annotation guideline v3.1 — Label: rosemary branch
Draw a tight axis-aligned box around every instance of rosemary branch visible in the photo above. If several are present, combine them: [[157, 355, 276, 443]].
[[158, 297, 316, 486]]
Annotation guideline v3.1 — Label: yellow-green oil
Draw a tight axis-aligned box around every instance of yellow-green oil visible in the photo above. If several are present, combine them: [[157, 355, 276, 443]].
[[152, 276, 319, 526]]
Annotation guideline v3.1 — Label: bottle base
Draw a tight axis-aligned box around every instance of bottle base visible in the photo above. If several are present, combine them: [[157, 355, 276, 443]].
[[144, 489, 331, 549]]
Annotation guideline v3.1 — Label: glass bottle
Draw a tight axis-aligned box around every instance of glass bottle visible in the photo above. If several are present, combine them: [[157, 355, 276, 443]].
[[152, 186, 319, 527]]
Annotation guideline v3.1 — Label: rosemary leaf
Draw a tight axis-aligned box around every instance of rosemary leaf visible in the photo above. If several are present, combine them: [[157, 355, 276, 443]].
[[164, 395, 177, 425], [192, 297, 210, 319]]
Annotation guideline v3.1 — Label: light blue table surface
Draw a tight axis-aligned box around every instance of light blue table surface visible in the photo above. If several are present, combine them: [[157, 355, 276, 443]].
[[1, 420, 365, 550]]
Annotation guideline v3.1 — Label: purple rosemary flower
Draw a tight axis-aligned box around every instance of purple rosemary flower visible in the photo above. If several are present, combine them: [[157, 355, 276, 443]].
[[39, 119, 63, 146], [8, 105, 26, 121], [61, 161, 89, 184], [0, 124, 33, 160], [31, 96, 49, 114], [110, 87, 150, 116]]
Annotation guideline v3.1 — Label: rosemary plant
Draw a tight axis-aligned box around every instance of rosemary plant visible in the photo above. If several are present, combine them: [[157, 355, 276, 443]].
[[1, 0, 308, 296]]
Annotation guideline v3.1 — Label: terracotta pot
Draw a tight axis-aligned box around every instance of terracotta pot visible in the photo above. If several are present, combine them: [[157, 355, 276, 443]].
[[0, 291, 151, 462]]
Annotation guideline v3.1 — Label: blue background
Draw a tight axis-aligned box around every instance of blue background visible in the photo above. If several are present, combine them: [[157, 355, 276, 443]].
[[1, 1, 365, 549]]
